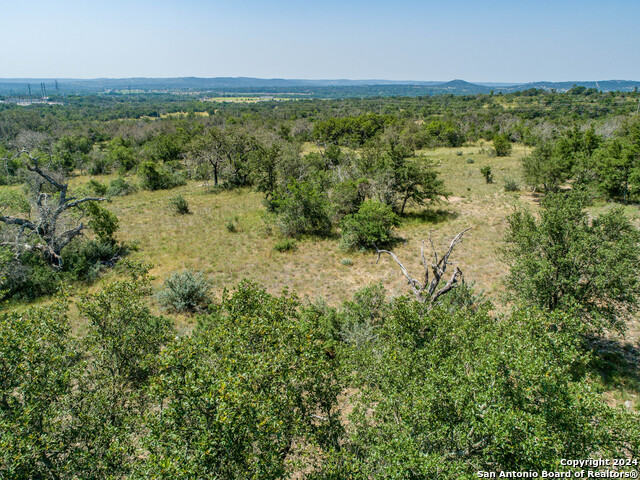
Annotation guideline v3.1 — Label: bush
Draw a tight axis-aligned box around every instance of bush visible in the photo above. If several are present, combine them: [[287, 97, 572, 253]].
[[0, 300, 76, 478], [225, 216, 239, 232], [466, 157, 475, 164], [138, 161, 186, 191], [319, 301, 637, 477], [86, 179, 108, 196], [340, 200, 399, 250], [493, 133, 513, 157], [0, 250, 60, 301], [168, 194, 190, 215], [62, 239, 122, 282], [504, 177, 519, 191], [106, 177, 137, 197], [85, 201, 119, 245], [502, 189, 640, 334], [157, 270, 212, 313], [142, 281, 340, 478], [274, 238, 297, 252], [340, 258, 353, 266], [480, 166, 493, 183], [272, 180, 332, 237]]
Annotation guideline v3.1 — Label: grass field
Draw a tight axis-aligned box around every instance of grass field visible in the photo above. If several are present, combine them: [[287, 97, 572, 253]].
[[97, 144, 524, 306], [40, 143, 640, 410]]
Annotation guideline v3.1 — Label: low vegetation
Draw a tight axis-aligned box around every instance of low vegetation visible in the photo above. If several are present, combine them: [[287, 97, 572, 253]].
[[1, 89, 640, 478]]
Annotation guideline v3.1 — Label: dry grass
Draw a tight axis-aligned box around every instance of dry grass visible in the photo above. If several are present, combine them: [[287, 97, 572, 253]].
[[85, 143, 527, 309], [8, 141, 640, 409]]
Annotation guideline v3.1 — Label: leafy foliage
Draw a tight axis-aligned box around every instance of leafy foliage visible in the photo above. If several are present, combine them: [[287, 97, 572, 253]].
[[85, 201, 119, 245], [273, 238, 298, 252], [340, 200, 399, 250], [0, 300, 76, 479], [272, 179, 332, 237], [493, 133, 512, 156], [480, 165, 493, 183], [138, 160, 186, 191], [315, 300, 637, 478], [142, 281, 342, 478], [502, 189, 640, 333]]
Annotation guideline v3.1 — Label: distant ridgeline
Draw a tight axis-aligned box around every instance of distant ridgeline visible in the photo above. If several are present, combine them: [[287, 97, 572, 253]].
[[0, 77, 639, 99]]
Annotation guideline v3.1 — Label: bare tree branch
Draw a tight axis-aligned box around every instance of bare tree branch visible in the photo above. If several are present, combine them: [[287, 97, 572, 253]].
[[375, 243, 424, 298], [375, 228, 471, 305], [0, 151, 107, 269]]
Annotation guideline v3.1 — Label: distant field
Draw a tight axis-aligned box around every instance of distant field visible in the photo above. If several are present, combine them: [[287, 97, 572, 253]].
[[202, 96, 296, 103]]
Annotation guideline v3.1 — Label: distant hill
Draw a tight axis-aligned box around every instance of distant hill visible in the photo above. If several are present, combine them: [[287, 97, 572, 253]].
[[1, 77, 639, 98]]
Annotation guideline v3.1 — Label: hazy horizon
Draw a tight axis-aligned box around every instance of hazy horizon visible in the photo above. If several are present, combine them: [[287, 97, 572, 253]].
[[2, 0, 639, 82]]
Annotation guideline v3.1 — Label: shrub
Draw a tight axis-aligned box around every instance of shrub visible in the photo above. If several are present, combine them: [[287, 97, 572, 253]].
[[138, 161, 186, 191], [62, 239, 122, 282], [480, 166, 493, 183], [504, 177, 520, 191], [319, 301, 637, 477], [502, 189, 640, 334], [274, 238, 297, 252], [493, 133, 513, 157], [142, 281, 341, 478], [340, 258, 353, 266], [157, 270, 212, 313], [0, 300, 75, 478], [466, 157, 475, 164], [331, 178, 368, 220], [0, 250, 60, 301], [168, 194, 190, 215], [340, 200, 399, 251], [85, 201, 119, 245], [88, 152, 111, 175], [272, 180, 332, 237], [225, 216, 239, 232], [106, 177, 137, 197], [86, 179, 108, 196]]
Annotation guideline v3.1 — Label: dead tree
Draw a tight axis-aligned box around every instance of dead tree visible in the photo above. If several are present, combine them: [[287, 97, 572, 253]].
[[375, 228, 471, 304], [0, 151, 105, 269]]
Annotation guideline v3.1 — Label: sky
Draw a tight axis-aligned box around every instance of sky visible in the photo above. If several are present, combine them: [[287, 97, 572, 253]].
[[1, 0, 639, 82]]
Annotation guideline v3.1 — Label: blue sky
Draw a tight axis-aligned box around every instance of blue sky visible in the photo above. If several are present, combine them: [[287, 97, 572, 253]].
[[1, 0, 638, 82]]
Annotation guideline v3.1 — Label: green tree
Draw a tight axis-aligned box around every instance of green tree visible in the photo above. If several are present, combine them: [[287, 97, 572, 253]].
[[502, 189, 640, 333], [359, 140, 448, 214], [340, 200, 399, 250], [67, 264, 173, 478], [138, 160, 186, 191], [0, 300, 76, 479], [315, 300, 636, 478], [271, 179, 332, 237], [142, 281, 341, 479], [492, 133, 512, 157], [522, 141, 573, 193], [593, 138, 639, 203]]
